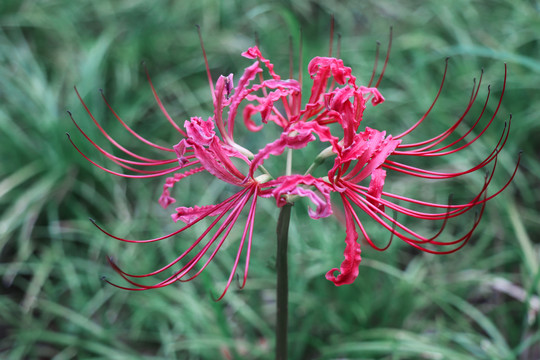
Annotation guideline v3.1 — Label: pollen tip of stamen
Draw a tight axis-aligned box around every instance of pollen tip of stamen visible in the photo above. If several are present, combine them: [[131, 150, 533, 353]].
[[195, 24, 200, 30], [100, 275, 107, 282], [99, 88, 104, 94], [376, 40, 381, 46], [65, 132, 71, 140], [235, 273, 242, 289], [445, 56, 450, 62], [209, 290, 220, 302], [488, 84, 491, 90], [89, 217, 96, 224], [66, 110, 72, 116]]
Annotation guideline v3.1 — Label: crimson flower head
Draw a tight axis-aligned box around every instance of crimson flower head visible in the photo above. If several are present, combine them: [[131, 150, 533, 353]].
[[69, 29, 518, 298]]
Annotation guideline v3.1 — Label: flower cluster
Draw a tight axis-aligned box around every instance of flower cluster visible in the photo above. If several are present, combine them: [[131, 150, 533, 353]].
[[69, 33, 518, 298]]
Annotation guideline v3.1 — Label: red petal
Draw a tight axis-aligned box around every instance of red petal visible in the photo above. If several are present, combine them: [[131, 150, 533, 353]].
[[325, 196, 361, 285]]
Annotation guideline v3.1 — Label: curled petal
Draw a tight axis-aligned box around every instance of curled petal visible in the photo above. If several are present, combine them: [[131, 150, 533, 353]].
[[241, 46, 281, 80], [307, 57, 355, 86], [366, 168, 386, 212], [242, 105, 265, 131], [172, 204, 224, 224], [227, 61, 263, 137], [184, 117, 215, 146], [246, 89, 289, 124], [360, 86, 385, 106], [325, 196, 361, 285], [192, 137, 248, 185], [249, 79, 301, 93], [293, 121, 340, 149], [342, 128, 401, 183], [270, 175, 333, 219], [173, 140, 190, 167], [349, 134, 400, 183], [248, 129, 315, 178], [214, 74, 234, 142], [242, 79, 301, 130], [324, 87, 359, 145], [159, 189, 175, 209], [159, 166, 205, 208]]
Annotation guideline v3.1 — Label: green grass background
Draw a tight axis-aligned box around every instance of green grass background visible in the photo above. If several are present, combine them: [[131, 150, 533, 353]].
[[1, 0, 539, 359]]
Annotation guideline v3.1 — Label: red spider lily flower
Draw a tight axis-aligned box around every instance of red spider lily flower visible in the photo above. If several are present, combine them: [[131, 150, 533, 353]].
[[69, 29, 518, 297], [315, 58, 519, 286]]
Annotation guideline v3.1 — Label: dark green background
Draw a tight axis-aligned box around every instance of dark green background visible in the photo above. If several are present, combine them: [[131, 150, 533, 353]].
[[1, 0, 539, 358]]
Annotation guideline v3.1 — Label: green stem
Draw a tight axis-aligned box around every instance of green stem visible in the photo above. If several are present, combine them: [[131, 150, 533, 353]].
[[275, 203, 292, 360]]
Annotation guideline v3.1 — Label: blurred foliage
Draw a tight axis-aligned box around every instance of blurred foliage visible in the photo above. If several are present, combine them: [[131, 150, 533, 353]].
[[0, 0, 539, 359]]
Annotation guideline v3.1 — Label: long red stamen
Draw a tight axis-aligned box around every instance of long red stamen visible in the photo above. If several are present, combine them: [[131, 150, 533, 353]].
[[178, 188, 255, 282], [68, 111, 178, 170], [216, 188, 259, 300], [367, 41, 380, 88], [374, 26, 392, 88], [394, 58, 448, 140], [106, 187, 257, 291], [74, 87, 176, 163], [109, 193, 246, 283], [143, 64, 187, 136], [67, 133, 182, 177], [100, 90, 175, 152], [197, 25, 215, 99], [348, 186, 486, 251], [396, 62, 482, 150]]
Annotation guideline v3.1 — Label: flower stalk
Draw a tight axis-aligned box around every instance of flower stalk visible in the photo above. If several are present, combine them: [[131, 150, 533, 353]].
[[275, 203, 292, 360]]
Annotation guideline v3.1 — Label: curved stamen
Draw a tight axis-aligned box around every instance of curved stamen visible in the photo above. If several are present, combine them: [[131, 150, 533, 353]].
[[374, 26, 392, 88], [107, 187, 256, 290], [67, 133, 183, 177], [394, 58, 449, 140], [197, 25, 215, 100], [396, 63, 481, 150], [74, 87, 174, 163], [386, 115, 511, 178], [100, 89, 175, 152], [68, 112, 179, 171], [143, 63, 186, 136], [367, 41, 381, 88]]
